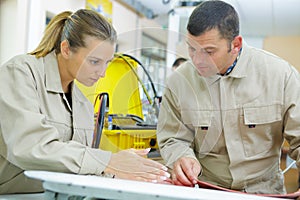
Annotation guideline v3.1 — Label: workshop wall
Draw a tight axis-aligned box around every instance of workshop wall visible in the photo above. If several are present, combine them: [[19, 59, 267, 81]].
[[0, 0, 85, 65], [264, 36, 300, 71]]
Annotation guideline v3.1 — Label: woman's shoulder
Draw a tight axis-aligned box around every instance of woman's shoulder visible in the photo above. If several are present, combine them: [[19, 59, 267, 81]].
[[1, 54, 40, 70]]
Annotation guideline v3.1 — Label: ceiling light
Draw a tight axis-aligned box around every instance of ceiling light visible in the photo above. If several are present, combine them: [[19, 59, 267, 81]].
[[170, 0, 203, 17]]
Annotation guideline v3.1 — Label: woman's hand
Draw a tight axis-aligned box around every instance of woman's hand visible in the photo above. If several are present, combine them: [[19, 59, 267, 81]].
[[104, 148, 171, 183]]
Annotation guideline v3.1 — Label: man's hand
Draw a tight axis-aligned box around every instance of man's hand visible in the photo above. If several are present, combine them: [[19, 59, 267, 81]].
[[172, 157, 201, 186]]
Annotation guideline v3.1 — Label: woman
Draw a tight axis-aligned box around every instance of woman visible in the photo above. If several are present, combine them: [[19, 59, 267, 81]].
[[0, 9, 170, 194]]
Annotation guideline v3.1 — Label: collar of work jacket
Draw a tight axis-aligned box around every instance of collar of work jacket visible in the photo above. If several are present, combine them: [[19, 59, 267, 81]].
[[205, 42, 249, 85], [43, 51, 86, 104]]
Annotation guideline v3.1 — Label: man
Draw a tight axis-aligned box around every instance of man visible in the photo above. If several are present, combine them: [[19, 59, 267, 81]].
[[157, 0, 300, 194]]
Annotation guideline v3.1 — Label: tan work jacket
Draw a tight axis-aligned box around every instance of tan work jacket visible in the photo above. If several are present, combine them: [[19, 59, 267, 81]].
[[0, 52, 111, 194], [157, 43, 300, 194]]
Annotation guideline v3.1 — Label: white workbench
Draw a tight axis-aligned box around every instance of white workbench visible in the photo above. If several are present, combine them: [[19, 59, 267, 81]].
[[0, 193, 44, 200], [3, 170, 281, 200]]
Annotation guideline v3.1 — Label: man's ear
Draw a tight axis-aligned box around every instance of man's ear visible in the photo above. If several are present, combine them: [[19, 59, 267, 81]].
[[231, 36, 242, 54], [60, 40, 71, 58]]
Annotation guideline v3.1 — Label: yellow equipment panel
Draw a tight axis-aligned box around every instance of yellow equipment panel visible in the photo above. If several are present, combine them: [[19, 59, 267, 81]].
[[94, 57, 143, 119], [100, 129, 158, 153], [77, 55, 158, 153]]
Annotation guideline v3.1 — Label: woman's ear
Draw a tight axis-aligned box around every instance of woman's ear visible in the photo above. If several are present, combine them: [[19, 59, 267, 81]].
[[60, 40, 71, 58]]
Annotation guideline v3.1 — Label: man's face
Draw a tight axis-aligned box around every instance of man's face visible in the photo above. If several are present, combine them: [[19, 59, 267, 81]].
[[186, 29, 235, 77]]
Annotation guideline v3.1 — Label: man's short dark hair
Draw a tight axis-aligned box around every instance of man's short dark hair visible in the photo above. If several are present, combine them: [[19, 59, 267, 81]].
[[187, 0, 239, 42]]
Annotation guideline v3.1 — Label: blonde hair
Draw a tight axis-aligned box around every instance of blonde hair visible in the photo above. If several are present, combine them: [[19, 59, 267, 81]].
[[29, 9, 117, 58]]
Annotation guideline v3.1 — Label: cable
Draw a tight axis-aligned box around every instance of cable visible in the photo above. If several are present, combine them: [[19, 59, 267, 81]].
[[282, 160, 296, 174], [118, 53, 159, 99], [114, 53, 158, 105]]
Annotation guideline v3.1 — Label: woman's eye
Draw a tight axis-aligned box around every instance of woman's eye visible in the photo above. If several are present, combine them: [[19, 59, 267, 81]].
[[89, 59, 99, 65]]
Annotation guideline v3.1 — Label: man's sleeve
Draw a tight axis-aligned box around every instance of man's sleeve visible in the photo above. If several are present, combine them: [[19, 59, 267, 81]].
[[156, 85, 197, 168]]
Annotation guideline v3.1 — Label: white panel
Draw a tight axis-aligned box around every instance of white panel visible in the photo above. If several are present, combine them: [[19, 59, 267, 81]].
[[0, 0, 22, 65], [273, 0, 300, 35], [167, 13, 180, 74], [112, 1, 140, 55], [0, 0, 85, 65], [26, 0, 85, 52], [44, 0, 85, 14], [230, 0, 273, 36], [27, 0, 44, 52]]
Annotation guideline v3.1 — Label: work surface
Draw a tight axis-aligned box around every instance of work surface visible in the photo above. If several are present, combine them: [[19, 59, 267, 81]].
[[1, 171, 281, 200]]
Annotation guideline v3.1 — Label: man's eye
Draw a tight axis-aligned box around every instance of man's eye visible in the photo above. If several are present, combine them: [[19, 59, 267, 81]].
[[188, 47, 196, 52], [205, 51, 214, 55]]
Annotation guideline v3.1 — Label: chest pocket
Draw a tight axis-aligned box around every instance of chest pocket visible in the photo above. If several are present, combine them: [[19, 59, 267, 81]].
[[44, 118, 72, 142], [73, 127, 94, 147], [182, 110, 218, 155], [240, 104, 283, 157], [44, 118, 93, 146]]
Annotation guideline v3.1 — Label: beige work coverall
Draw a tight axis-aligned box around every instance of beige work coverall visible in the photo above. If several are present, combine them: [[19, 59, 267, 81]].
[[0, 52, 111, 194], [157, 43, 300, 194]]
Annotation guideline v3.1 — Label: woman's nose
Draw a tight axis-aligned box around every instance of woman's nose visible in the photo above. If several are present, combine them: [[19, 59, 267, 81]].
[[96, 66, 106, 78], [98, 70, 105, 78]]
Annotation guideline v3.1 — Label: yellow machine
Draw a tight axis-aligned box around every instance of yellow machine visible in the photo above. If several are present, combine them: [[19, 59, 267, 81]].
[[77, 54, 159, 153]]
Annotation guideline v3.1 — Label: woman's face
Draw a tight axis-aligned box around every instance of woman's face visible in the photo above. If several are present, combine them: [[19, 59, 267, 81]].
[[66, 36, 115, 87]]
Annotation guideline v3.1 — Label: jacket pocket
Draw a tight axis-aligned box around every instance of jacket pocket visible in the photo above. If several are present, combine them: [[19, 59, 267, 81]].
[[182, 110, 215, 154], [45, 117, 93, 146], [44, 118, 72, 142], [240, 104, 283, 157]]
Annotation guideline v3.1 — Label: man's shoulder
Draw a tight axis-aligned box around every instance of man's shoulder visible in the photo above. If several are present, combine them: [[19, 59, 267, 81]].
[[249, 46, 290, 66], [245, 46, 294, 74]]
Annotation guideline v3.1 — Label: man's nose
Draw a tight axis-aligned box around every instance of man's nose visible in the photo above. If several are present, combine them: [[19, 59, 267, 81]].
[[193, 51, 207, 64]]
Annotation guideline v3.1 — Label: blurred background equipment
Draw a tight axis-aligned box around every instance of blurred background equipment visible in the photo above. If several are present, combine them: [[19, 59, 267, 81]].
[[77, 54, 161, 157]]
